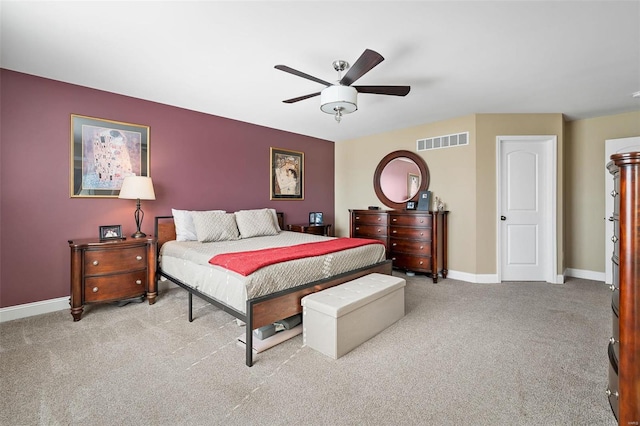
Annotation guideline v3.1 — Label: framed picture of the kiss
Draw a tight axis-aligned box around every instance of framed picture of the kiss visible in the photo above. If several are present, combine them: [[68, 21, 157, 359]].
[[70, 114, 149, 198], [270, 147, 304, 200]]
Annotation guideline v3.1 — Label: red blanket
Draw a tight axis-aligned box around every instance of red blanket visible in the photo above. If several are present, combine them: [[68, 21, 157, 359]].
[[209, 238, 383, 276]]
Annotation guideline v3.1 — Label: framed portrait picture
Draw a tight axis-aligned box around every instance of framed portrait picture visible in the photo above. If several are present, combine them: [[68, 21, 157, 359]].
[[309, 212, 323, 225], [416, 190, 432, 211], [406, 201, 417, 210], [270, 147, 304, 200], [70, 114, 150, 198], [99, 225, 123, 240]]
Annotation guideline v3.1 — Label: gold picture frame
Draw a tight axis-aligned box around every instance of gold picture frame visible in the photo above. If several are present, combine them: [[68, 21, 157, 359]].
[[70, 114, 150, 198], [270, 147, 304, 200]]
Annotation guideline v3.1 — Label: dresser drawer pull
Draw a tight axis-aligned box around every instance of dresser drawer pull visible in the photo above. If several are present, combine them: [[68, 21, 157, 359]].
[[420, 220, 424, 223], [377, 217, 381, 221], [392, 230, 397, 233], [420, 232, 424, 236], [609, 284, 616, 292], [136, 280, 142, 285], [608, 216, 614, 222], [611, 235, 618, 243], [391, 257, 396, 261], [355, 227, 360, 231], [609, 337, 618, 344], [392, 218, 397, 222], [392, 243, 397, 246], [136, 255, 143, 261], [378, 229, 383, 233], [420, 246, 424, 250], [610, 190, 618, 198], [92, 287, 99, 293], [355, 216, 360, 220], [419, 261, 424, 265], [92, 260, 99, 266], [605, 389, 619, 399]]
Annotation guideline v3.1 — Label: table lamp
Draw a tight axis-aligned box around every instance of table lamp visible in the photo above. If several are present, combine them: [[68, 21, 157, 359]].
[[118, 176, 156, 238]]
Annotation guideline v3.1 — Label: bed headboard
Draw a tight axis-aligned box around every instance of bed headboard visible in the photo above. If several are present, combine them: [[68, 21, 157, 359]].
[[154, 212, 285, 249]]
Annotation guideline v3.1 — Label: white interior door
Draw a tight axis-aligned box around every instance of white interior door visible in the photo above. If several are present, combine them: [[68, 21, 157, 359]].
[[604, 136, 640, 284], [497, 136, 557, 282]]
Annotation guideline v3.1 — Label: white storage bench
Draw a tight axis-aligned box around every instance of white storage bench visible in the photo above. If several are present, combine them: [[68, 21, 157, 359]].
[[301, 273, 406, 359]]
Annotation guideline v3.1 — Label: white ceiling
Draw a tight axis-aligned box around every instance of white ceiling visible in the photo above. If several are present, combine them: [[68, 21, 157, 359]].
[[2, 1, 639, 143]]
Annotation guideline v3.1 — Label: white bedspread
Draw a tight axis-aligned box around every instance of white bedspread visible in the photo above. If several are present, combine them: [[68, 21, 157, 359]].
[[159, 231, 386, 314]]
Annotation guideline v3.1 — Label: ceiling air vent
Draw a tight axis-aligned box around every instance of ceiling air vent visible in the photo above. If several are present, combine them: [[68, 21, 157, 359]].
[[417, 132, 469, 151]]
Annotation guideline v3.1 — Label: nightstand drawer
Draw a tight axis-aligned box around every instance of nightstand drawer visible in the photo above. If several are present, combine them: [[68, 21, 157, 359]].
[[84, 246, 147, 274], [84, 271, 147, 302]]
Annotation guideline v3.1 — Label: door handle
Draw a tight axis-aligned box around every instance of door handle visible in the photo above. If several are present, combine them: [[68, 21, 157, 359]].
[[500, 216, 506, 221]]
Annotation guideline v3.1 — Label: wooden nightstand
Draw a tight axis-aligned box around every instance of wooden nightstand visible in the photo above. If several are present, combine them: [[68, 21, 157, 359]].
[[68, 237, 157, 321], [287, 223, 332, 236]]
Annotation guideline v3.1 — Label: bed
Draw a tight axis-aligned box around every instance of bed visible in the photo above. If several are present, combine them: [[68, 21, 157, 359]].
[[154, 209, 392, 366]]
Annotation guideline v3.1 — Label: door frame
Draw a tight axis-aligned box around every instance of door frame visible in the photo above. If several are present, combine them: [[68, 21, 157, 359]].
[[496, 135, 559, 283]]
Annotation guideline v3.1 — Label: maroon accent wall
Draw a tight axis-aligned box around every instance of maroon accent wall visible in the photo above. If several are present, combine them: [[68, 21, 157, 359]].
[[0, 69, 335, 308]]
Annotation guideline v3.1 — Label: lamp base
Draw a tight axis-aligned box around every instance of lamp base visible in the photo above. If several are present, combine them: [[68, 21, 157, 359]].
[[131, 231, 147, 238]]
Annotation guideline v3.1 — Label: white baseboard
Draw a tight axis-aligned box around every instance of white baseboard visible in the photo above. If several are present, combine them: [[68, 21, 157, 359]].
[[564, 268, 606, 283], [445, 270, 499, 284], [0, 297, 69, 323]]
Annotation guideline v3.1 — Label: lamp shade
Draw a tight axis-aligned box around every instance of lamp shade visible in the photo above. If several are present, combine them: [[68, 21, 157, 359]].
[[320, 85, 358, 114], [118, 176, 156, 200]]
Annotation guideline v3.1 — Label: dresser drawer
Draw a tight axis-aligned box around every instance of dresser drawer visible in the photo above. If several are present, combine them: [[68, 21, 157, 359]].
[[389, 226, 432, 240], [353, 225, 388, 237], [389, 214, 432, 227], [390, 253, 431, 272], [612, 289, 619, 361], [352, 213, 388, 226], [608, 343, 619, 420], [389, 238, 431, 256], [84, 270, 147, 302], [84, 246, 147, 275]]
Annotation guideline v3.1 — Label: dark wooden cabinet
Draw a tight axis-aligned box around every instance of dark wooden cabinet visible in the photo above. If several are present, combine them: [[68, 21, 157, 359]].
[[68, 237, 157, 321], [287, 223, 332, 236], [606, 153, 640, 424], [349, 209, 448, 282]]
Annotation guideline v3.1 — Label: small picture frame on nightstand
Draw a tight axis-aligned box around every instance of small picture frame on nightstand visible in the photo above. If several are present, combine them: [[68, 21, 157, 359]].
[[406, 201, 417, 210], [99, 225, 123, 240], [309, 212, 323, 225]]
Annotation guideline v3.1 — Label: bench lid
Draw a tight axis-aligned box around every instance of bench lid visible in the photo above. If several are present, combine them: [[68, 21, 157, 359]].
[[301, 273, 405, 317]]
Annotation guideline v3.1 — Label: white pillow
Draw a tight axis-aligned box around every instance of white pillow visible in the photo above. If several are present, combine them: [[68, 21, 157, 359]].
[[172, 209, 225, 241], [267, 208, 282, 232], [235, 209, 280, 238], [191, 211, 239, 242]]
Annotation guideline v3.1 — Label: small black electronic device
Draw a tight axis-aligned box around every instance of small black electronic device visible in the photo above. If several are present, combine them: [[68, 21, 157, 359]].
[[368, 206, 380, 210]]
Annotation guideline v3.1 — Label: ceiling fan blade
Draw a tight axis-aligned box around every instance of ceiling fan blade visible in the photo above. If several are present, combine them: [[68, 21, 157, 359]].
[[354, 86, 411, 96], [275, 65, 332, 87], [340, 49, 385, 86], [282, 92, 321, 104]]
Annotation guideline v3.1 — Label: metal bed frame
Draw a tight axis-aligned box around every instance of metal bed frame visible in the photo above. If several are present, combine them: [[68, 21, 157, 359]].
[[154, 214, 392, 366]]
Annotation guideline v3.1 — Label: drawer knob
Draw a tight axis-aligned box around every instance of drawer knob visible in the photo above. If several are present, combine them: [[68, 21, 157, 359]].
[[355, 216, 360, 219], [392, 243, 397, 246], [605, 389, 619, 399], [392, 218, 397, 222], [609, 284, 616, 292], [609, 337, 618, 344], [136, 280, 142, 285], [420, 220, 424, 223], [420, 232, 424, 236], [92, 260, 99, 266], [378, 229, 383, 233], [611, 235, 618, 243], [392, 230, 397, 234], [136, 255, 143, 261], [355, 227, 360, 231], [377, 217, 381, 221], [420, 246, 424, 249], [610, 190, 618, 197], [419, 261, 423, 265], [92, 287, 99, 293], [608, 216, 614, 222]]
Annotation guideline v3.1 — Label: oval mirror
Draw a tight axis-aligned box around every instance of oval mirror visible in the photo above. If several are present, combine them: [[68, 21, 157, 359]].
[[373, 150, 430, 210]]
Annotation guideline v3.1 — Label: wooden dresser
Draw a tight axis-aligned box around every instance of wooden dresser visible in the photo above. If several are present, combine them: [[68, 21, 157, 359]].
[[606, 152, 640, 424], [68, 237, 157, 321], [349, 209, 448, 282]]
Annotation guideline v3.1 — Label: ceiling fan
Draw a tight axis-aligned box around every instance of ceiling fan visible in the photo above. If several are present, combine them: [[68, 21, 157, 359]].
[[275, 49, 410, 123]]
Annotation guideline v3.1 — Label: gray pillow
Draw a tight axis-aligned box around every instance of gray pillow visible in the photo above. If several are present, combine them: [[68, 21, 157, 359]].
[[235, 209, 280, 238], [191, 211, 239, 242]]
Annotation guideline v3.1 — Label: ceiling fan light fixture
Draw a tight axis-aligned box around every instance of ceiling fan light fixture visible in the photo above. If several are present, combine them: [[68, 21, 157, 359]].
[[320, 85, 358, 121]]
